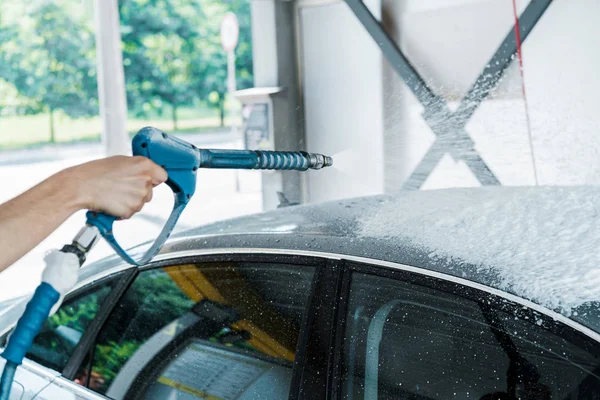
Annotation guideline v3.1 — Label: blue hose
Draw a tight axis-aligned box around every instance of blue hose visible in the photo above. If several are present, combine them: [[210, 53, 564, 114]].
[[0, 282, 60, 400], [0, 361, 17, 400]]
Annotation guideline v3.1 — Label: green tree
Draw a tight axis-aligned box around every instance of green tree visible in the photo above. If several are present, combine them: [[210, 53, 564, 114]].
[[120, 0, 254, 128], [119, 0, 203, 129], [224, 0, 254, 91], [7, 1, 97, 142], [1, 0, 255, 142], [0, 14, 17, 84], [143, 33, 195, 130], [90, 268, 195, 392], [189, 19, 227, 126], [191, 0, 254, 127], [0, 6, 29, 115]]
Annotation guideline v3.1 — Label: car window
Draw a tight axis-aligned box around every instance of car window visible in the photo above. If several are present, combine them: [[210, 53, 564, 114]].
[[341, 271, 600, 400], [26, 279, 115, 372], [80, 262, 315, 399]]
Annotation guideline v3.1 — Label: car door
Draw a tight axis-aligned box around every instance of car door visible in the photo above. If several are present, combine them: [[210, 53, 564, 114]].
[[35, 253, 323, 400], [333, 261, 600, 400], [0, 272, 128, 400]]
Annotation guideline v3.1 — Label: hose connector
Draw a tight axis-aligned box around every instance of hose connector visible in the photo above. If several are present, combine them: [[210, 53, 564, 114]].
[[306, 153, 333, 170], [61, 225, 100, 266]]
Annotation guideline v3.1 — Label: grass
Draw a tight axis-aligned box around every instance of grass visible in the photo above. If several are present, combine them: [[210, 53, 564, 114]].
[[0, 105, 241, 150]]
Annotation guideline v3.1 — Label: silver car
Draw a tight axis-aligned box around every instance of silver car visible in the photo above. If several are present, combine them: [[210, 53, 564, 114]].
[[1, 188, 600, 399]]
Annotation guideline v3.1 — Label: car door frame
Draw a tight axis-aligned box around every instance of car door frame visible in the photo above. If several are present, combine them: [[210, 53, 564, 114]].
[[0, 268, 137, 400], [326, 259, 600, 400], [61, 267, 138, 379]]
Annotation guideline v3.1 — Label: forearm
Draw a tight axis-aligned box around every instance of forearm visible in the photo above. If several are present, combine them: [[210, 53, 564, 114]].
[[0, 170, 83, 272], [0, 156, 166, 273]]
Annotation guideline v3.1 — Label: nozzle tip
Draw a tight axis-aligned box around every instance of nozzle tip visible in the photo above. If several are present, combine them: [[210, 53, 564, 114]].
[[308, 153, 334, 170]]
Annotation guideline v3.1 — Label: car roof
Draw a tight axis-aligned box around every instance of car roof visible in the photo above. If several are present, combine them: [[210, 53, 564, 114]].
[[81, 186, 600, 333]]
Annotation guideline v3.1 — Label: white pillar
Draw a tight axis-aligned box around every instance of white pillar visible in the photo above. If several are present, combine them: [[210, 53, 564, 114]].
[[94, 0, 129, 156], [250, 0, 304, 209], [227, 50, 238, 137]]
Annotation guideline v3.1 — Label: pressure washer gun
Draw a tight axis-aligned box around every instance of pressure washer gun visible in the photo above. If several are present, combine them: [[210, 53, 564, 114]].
[[86, 127, 332, 266], [0, 127, 332, 400]]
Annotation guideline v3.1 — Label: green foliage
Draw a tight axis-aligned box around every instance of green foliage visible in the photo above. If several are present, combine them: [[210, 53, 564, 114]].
[[226, 0, 253, 90], [118, 0, 253, 129], [0, 15, 18, 84], [90, 269, 194, 392], [93, 340, 140, 393], [47, 291, 105, 332], [28, 284, 112, 371], [22, 2, 97, 116], [189, 0, 253, 126], [121, 270, 195, 341], [1, 1, 98, 140], [0, 0, 253, 141], [118, 0, 204, 127]]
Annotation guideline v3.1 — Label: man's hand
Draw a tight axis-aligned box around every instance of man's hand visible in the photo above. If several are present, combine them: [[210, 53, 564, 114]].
[[0, 156, 167, 272], [60, 156, 167, 219]]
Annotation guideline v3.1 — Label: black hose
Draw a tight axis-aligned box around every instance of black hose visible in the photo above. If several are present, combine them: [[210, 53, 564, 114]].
[[0, 361, 17, 400]]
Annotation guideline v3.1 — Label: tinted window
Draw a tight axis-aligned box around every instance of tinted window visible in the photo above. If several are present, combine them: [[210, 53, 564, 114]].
[[341, 272, 600, 400], [83, 262, 315, 399], [26, 279, 114, 372]]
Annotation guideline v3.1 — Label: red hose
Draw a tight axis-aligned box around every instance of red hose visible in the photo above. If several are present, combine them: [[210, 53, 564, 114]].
[[512, 0, 539, 185]]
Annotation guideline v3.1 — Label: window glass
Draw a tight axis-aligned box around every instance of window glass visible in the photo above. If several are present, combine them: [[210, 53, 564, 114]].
[[83, 262, 315, 399], [26, 279, 114, 372], [341, 272, 600, 400]]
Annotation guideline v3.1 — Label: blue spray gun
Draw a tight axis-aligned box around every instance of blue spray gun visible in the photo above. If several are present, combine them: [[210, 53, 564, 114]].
[[86, 126, 332, 265], [0, 126, 333, 400]]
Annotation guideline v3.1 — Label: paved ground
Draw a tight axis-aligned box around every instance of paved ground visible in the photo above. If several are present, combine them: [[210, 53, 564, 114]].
[[0, 131, 262, 301]]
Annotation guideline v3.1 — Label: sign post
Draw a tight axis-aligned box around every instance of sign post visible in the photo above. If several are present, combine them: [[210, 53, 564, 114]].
[[221, 12, 240, 190], [221, 12, 239, 135]]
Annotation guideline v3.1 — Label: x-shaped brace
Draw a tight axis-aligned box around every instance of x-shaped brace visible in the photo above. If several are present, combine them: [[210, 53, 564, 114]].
[[344, 0, 552, 190]]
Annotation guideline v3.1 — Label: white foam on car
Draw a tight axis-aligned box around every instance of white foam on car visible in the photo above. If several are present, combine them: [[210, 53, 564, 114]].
[[359, 186, 600, 315]]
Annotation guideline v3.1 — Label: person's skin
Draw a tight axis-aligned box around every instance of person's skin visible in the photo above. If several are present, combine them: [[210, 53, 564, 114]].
[[0, 156, 167, 272]]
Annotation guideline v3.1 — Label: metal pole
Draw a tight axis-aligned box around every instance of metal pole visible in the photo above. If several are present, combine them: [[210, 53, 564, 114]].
[[94, 0, 129, 156], [227, 50, 241, 192], [227, 50, 238, 137]]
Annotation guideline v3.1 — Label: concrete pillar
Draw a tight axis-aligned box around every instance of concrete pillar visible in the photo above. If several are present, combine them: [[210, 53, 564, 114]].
[[94, 0, 129, 156], [299, 0, 385, 203], [250, 0, 304, 210]]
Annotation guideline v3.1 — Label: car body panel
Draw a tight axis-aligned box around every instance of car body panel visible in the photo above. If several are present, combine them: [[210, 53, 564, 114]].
[[160, 191, 600, 333], [0, 358, 58, 400], [3, 190, 600, 337], [0, 296, 27, 314], [2, 188, 600, 399], [33, 377, 106, 400]]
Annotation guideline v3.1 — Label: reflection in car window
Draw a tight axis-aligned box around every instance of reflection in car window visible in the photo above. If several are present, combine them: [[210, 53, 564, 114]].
[[341, 272, 600, 400], [83, 262, 315, 399], [26, 279, 114, 372]]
